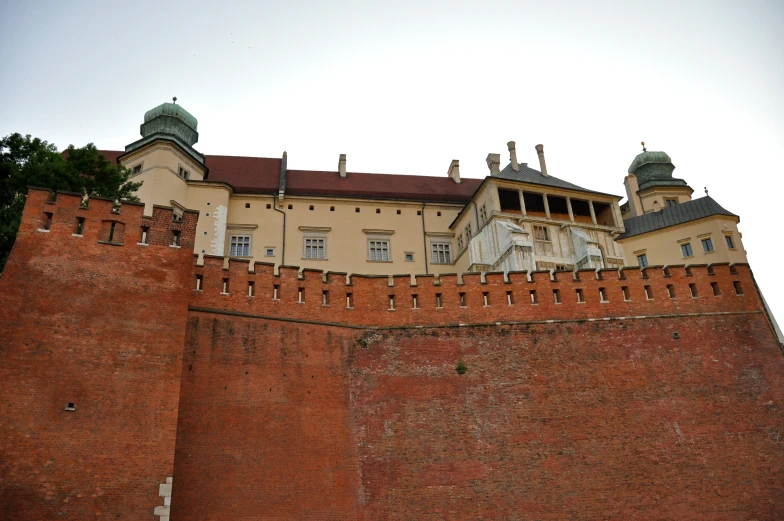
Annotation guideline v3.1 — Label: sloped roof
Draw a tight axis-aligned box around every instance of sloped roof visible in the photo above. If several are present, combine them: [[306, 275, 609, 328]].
[[496, 163, 617, 197], [617, 196, 737, 240], [100, 150, 481, 203]]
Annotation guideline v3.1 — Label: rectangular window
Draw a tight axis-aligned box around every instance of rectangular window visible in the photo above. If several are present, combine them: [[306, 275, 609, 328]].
[[644, 285, 653, 300], [132, 164, 142, 175], [681, 243, 693, 258], [689, 283, 699, 298], [483, 292, 490, 307], [576, 289, 584, 303], [507, 291, 514, 306], [405, 252, 414, 262], [248, 281, 255, 297], [667, 284, 675, 298], [304, 237, 326, 259], [457, 234, 464, 251], [178, 166, 189, 180], [171, 230, 181, 247], [533, 225, 549, 242], [553, 289, 561, 304], [436, 293, 442, 307], [464, 223, 472, 239], [711, 282, 721, 296], [599, 287, 608, 302], [75, 217, 85, 235], [140, 226, 149, 245], [230, 235, 251, 257], [622, 286, 630, 301], [221, 278, 229, 294], [368, 240, 390, 262], [265, 247, 275, 257], [431, 242, 452, 264], [459, 292, 466, 307], [195, 274, 203, 291], [725, 235, 735, 249], [479, 204, 487, 224], [530, 290, 537, 305], [322, 290, 330, 306], [637, 254, 648, 268], [664, 198, 678, 207], [733, 281, 743, 295], [701, 238, 714, 253]]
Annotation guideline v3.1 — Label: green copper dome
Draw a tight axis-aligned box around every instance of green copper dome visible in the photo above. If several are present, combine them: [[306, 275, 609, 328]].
[[143, 102, 198, 131], [628, 150, 672, 175]]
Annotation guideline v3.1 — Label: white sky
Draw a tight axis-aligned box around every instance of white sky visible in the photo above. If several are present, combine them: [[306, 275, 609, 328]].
[[2, 0, 783, 320]]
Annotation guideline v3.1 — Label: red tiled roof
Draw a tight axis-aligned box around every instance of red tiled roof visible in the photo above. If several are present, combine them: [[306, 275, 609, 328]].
[[100, 150, 482, 203]]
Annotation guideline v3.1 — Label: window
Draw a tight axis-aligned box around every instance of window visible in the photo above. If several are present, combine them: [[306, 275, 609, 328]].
[[246, 203, 251, 208], [229, 235, 251, 257], [404, 253, 414, 262], [725, 235, 735, 249], [368, 240, 390, 262], [304, 237, 326, 259], [265, 247, 275, 257], [479, 204, 487, 224], [681, 243, 693, 258], [132, 164, 142, 175], [637, 254, 648, 268], [664, 198, 678, 207], [431, 242, 452, 264], [701, 238, 714, 253], [178, 166, 189, 180], [464, 223, 472, 239], [533, 225, 549, 242], [457, 234, 464, 251]]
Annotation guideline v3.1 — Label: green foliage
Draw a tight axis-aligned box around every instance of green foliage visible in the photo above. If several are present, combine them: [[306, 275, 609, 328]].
[[0, 133, 142, 271], [455, 359, 467, 375]]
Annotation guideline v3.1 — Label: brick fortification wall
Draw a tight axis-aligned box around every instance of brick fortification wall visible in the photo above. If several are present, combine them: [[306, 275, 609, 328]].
[[0, 189, 197, 519], [171, 257, 784, 519], [3, 189, 784, 520]]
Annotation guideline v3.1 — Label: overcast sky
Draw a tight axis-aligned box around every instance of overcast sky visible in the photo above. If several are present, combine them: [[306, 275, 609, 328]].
[[1, 0, 782, 319]]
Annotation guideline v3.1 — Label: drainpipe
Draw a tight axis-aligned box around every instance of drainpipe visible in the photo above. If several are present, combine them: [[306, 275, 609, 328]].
[[421, 202, 429, 275], [273, 195, 286, 266]]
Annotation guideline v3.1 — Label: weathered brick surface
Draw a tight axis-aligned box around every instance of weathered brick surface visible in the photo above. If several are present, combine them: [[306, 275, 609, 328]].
[[0, 189, 197, 520], [3, 189, 784, 520]]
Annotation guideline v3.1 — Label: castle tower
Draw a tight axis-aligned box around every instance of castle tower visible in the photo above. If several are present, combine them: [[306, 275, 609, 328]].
[[622, 146, 693, 218]]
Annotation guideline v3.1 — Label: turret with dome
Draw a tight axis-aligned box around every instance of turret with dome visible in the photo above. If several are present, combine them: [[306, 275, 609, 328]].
[[124, 98, 204, 165]]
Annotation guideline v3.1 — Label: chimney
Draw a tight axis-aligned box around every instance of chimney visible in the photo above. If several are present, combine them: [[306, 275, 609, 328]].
[[486, 153, 500, 176], [448, 160, 461, 184], [338, 153, 346, 178], [535, 144, 548, 177], [507, 141, 519, 171]]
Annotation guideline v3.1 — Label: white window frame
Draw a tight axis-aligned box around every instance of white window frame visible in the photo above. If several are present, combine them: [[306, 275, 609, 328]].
[[229, 235, 252, 257], [701, 237, 714, 253], [431, 242, 452, 264], [303, 236, 327, 259], [637, 253, 648, 268], [131, 163, 143, 175], [681, 242, 693, 258], [368, 239, 391, 262], [265, 247, 275, 257], [177, 165, 190, 180], [404, 252, 414, 262]]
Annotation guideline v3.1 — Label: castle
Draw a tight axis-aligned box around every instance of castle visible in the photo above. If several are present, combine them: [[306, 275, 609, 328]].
[[0, 102, 782, 520]]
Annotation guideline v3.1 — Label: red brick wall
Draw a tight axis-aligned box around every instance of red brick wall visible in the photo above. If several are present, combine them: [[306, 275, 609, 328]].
[[174, 256, 784, 520], [0, 189, 197, 520], [3, 189, 783, 520]]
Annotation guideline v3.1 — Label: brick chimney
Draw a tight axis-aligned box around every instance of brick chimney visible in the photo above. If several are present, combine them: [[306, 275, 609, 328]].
[[338, 154, 346, 178], [507, 141, 519, 171], [486, 153, 500, 176], [535, 144, 548, 177], [448, 160, 461, 184]]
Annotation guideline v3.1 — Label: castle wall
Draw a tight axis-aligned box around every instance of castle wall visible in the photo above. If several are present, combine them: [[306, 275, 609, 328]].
[[0, 189, 197, 520]]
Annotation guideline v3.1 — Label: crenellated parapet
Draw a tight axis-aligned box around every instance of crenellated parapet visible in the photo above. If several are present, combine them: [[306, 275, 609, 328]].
[[190, 254, 765, 329], [17, 187, 198, 250]]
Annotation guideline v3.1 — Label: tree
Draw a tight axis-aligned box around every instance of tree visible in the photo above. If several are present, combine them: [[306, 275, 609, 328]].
[[0, 133, 142, 271]]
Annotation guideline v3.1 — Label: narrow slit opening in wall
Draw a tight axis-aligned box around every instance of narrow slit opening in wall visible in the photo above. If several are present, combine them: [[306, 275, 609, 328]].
[[529, 290, 537, 305], [667, 284, 675, 298], [222, 278, 229, 294], [576, 288, 584, 303], [43, 212, 53, 230], [389, 294, 395, 310], [599, 287, 608, 302], [195, 274, 203, 291], [459, 292, 466, 307], [376, 208, 380, 214], [75, 217, 85, 235], [644, 285, 653, 300], [711, 282, 721, 296], [412, 294, 418, 309], [436, 293, 442, 307], [689, 283, 698, 298], [507, 291, 514, 305], [733, 281, 743, 295], [140, 226, 149, 244], [248, 281, 255, 297], [322, 290, 329, 306], [298, 288, 304, 303], [346, 292, 353, 308], [172, 230, 181, 246], [553, 289, 561, 304], [108, 221, 117, 242], [273, 284, 280, 300], [622, 286, 630, 301], [483, 292, 490, 307]]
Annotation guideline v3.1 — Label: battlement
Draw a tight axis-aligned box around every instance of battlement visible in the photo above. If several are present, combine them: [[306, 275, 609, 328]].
[[19, 187, 198, 250], [190, 255, 765, 328]]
